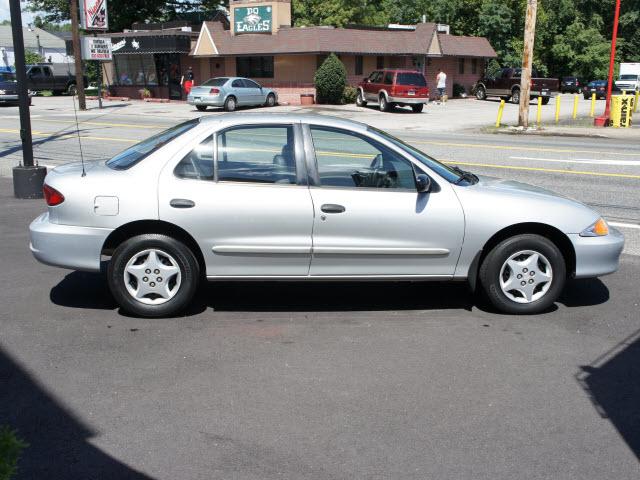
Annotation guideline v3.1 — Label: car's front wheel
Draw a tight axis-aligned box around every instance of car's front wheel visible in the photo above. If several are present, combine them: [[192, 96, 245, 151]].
[[356, 90, 367, 107], [479, 234, 566, 314], [107, 234, 200, 317], [475, 85, 487, 100], [265, 93, 276, 107]]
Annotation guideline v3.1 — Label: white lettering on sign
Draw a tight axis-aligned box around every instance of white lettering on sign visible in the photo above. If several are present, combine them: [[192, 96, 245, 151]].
[[111, 39, 126, 52]]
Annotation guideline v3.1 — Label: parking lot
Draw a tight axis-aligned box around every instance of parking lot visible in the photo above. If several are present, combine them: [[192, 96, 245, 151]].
[[1, 97, 639, 479]]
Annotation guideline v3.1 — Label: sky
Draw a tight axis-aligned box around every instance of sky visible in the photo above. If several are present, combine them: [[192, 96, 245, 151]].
[[0, 0, 40, 25]]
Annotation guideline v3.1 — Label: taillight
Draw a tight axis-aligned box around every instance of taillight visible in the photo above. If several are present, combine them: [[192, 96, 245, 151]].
[[43, 184, 64, 206], [209, 88, 220, 94]]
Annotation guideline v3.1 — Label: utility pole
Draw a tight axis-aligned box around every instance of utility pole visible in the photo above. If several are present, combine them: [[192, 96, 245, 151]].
[[10, 0, 46, 198], [518, 0, 538, 128], [70, 0, 86, 110], [595, 0, 621, 127]]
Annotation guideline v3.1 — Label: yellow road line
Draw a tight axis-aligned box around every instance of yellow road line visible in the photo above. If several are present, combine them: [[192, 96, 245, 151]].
[[415, 140, 640, 158], [32, 118, 167, 129], [0, 128, 136, 143], [444, 160, 640, 180]]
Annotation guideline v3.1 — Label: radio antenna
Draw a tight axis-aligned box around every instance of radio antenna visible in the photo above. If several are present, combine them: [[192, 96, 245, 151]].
[[66, 57, 86, 177]]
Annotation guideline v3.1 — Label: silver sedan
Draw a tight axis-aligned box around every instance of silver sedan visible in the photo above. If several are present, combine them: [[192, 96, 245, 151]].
[[187, 77, 277, 112], [29, 114, 624, 317]]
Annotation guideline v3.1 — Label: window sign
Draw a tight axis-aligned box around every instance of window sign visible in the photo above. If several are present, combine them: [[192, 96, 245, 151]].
[[234, 6, 272, 34], [80, 0, 109, 30]]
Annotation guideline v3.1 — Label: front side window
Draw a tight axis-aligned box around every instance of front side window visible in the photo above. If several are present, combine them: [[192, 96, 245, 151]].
[[106, 119, 199, 170], [216, 125, 296, 184], [310, 126, 416, 190], [174, 135, 214, 180], [243, 79, 261, 88]]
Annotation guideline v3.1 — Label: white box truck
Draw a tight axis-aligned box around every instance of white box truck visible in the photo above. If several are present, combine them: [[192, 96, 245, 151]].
[[615, 63, 640, 92]]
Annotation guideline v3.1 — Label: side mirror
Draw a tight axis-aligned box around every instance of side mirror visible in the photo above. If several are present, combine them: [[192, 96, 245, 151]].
[[416, 174, 432, 193]]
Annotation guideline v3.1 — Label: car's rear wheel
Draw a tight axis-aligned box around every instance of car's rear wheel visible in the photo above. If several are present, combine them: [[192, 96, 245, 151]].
[[224, 96, 237, 112], [411, 104, 424, 113], [356, 90, 367, 107], [265, 93, 276, 107], [479, 234, 566, 314], [107, 234, 200, 317], [196, 105, 207, 112]]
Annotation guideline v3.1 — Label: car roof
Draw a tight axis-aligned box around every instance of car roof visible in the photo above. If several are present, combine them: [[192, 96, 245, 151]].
[[198, 112, 369, 131]]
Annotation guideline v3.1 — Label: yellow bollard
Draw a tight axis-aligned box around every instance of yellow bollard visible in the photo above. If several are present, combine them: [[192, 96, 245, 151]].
[[536, 96, 542, 125], [572, 94, 579, 119], [590, 93, 596, 117], [495, 99, 505, 127], [555, 94, 561, 123], [635, 90, 639, 113]]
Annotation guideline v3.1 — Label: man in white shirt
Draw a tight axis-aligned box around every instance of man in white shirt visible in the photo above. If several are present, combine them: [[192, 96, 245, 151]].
[[436, 69, 447, 104]]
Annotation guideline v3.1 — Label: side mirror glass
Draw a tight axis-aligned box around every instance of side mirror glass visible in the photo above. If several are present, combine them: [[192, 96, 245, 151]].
[[416, 174, 431, 193]]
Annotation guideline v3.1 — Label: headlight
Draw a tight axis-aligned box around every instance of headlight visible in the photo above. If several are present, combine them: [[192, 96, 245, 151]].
[[0, 90, 5, 95], [580, 218, 609, 237]]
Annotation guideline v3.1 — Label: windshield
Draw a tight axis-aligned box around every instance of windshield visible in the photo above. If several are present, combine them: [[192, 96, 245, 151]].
[[106, 119, 199, 170], [202, 77, 228, 87], [369, 127, 463, 183], [0, 72, 16, 82], [396, 73, 427, 86], [619, 74, 638, 80]]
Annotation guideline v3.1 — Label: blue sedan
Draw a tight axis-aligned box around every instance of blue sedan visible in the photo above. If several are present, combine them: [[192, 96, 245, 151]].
[[187, 77, 278, 112]]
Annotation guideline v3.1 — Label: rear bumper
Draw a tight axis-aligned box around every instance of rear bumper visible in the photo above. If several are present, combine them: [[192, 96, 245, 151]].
[[188, 94, 224, 107], [569, 228, 625, 279], [29, 212, 113, 272], [387, 96, 429, 105]]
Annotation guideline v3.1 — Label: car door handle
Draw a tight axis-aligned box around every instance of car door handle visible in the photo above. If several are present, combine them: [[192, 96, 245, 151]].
[[170, 198, 195, 209], [320, 204, 345, 214]]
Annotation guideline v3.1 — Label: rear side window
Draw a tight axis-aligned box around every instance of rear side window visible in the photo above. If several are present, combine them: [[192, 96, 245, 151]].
[[383, 72, 394, 85], [396, 73, 426, 86], [202, 78, 228, 86], [106, 119, 199, 170], [216, 125, 297, 184]]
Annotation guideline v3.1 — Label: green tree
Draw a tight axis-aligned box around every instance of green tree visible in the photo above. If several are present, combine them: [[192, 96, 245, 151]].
[[314, 53, 347, 104], [23, 50, 45, 65], [0, 426, 28, 480]]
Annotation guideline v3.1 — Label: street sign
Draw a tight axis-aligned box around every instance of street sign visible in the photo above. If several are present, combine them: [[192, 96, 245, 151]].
[[81, 37, 112, 60], [80, 0, 109, 30], [234, 5, 272, 34]]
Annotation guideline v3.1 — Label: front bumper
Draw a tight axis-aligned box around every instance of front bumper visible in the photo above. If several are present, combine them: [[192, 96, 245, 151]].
[[29, 212, 113, 272], [569, 227, 625, 279], [188, 94, 224, 107], [387, 96, 428, 105]]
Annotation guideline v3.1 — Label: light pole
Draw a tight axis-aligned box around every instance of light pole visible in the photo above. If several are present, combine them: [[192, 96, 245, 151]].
[[10, 0, 47, 198], [594, 0, 621, 127]]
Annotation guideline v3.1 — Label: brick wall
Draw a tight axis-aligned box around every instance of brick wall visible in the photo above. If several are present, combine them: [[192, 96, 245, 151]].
[[427, 57, 485, 98]]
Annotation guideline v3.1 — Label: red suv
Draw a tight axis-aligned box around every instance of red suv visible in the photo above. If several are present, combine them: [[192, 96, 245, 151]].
[[357, 69, 429, 112]]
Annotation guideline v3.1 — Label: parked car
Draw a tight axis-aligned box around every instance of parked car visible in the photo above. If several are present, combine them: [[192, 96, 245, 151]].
[[357, 69, 429, 112], [475, 67, 559, 104], [26, 63, 87, 95], [560, 76, 584, 94], [187, 77, 278, 112], [29, 114, 623, 317], [0, 71, 19, 105], [582, 80, 622, 100]]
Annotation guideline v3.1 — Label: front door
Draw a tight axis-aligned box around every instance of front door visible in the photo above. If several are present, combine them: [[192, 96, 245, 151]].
[[242, 78, 264, 105], [305, 125, 465, 277], [159, 123, 314, 277]]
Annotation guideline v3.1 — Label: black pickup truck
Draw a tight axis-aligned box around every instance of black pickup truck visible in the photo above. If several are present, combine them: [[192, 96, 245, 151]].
[[25, 64, 88, 95], [474, 67, 559, 105]]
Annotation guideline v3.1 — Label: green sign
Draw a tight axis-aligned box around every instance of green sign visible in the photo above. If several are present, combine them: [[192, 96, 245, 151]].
[[234, 6, 273, 34]]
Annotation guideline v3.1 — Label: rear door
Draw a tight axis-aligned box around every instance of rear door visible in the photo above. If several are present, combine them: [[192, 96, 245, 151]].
[[304, 125, 465, 277], [159, 122, 314, 277], [230, 78, 249, 105]]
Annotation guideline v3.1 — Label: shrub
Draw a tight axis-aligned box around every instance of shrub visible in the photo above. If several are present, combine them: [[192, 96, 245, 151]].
[[314, 53, 347, 104], [453, 83, 466, 97], [341, 86, 358, 104], [0, 426, 28, 480]]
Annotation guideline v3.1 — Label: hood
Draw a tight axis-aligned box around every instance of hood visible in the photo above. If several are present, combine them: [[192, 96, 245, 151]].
[[474, 175, 577, 201], [0, 80, 17, 90]]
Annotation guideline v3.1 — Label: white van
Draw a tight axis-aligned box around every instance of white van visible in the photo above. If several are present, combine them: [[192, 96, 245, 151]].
[[615, 63, 640, 92]]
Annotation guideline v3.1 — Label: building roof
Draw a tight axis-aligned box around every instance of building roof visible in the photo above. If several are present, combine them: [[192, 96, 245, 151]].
[[0, 26, 66, 50], [437, 33, 496, 58]]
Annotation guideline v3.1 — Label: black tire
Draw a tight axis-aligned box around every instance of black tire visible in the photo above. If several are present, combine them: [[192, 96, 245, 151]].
[[379, 94, 390, 112], [411, 104, 424, 113], [265, 93, 276, 107], [510, 88, 520, 104], [541, 97, 550, 105], [196, 105, 208, 112], [479, 234, 566, 314], [224, 96, 237, 112], [66, 83, 77, 96], [356, 90, 367, 107], [107, 234, 200, 317], [476, 85, 487, 100]]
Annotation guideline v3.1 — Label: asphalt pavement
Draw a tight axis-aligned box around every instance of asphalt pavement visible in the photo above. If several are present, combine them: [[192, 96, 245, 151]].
[[1, 98, 640, 479]]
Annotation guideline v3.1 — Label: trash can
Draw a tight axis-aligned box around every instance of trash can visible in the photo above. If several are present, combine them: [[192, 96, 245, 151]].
[[609, 94, 634, 127], [300, 93, 314, 105]]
